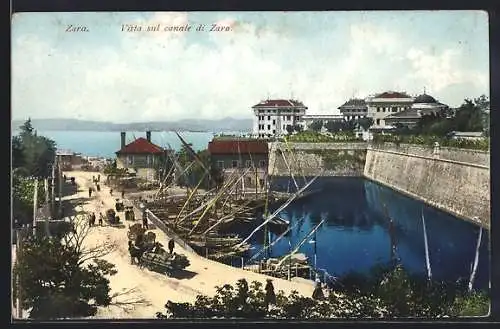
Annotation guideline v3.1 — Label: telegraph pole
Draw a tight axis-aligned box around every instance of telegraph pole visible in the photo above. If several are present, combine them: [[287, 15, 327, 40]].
[[51, 162, 56, 220], [32, 179, 38, 236], [15, 228, 22, 318], [58, 159, 62, 220], [44, 177, 50, 237]]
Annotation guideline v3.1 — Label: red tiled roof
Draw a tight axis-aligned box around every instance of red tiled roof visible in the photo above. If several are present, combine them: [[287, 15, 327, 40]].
[[208, 139, 268, 155], [116, 137, 164, 155], [374, 91, 412, 99], [252, 99, 306, 108]]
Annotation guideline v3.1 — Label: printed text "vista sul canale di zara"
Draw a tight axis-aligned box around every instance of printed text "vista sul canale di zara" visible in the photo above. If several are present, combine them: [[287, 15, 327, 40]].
[[121, 23, 232, 32]]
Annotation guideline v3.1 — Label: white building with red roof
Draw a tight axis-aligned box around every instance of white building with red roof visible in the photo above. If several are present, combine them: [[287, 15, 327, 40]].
[[365, 91, 415, 129], [115, 131, 166, 180], [251, 99, 308, 138]]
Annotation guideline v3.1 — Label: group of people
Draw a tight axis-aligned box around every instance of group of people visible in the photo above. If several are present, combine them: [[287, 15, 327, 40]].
[[88, 212, 104, 227]]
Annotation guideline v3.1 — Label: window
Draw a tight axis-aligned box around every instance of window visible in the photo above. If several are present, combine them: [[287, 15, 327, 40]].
[[392, 107, 397, 112], [217, 161, 224, 169], [287, 115, 291, 120], [272, 130, 276, 134], [245, 160, 252, 168], [283, 125, 286, 130], [377, 107, 380, 112], [232, 160, 239, 168], [267, 124, 271, 130], [127, 155, 133, 165], [259, 160, 266, 168], [376, 119, 380, 125], [259, 109, 263, 113], [267, 116, 271, 120], [246, 177, 252, 185], [259, 179, 265, 187], [272, 120, 276, 125]]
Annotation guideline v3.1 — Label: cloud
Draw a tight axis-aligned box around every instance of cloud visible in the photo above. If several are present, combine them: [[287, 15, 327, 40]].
[[12, 13, 489, 122], [406, 47, 488, 93]]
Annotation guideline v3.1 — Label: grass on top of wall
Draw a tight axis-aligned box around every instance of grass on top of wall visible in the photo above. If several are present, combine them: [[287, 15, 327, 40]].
[[371, 134, 490, 151]]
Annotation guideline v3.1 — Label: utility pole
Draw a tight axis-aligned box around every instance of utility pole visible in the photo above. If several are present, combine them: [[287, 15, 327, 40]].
[[44, 177, 50, 237], [15, 228, 22, 319], [51, 162, 56, 220], [58, 159, 62, 220], [32, 179, 38, 236]]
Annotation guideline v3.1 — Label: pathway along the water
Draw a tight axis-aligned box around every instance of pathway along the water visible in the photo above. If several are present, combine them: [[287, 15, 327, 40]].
[[67, 171, 316, 319]]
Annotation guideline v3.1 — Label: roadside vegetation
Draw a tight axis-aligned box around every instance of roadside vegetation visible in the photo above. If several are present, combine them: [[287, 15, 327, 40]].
[[156, 263, 489, 319], [12, 119, 123, 319], [12, 119, 55, 227]]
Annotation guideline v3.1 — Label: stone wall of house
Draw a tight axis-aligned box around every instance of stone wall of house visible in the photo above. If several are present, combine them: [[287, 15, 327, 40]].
[[268, 142, 368, 177], [364, 145, 490, 228]]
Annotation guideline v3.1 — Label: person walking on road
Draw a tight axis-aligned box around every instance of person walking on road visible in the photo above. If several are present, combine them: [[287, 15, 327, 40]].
[[142, 211, 149, 229], [88, 187, 93, 198], [168, 239, 175, 254], [121, 189, 125, 199]]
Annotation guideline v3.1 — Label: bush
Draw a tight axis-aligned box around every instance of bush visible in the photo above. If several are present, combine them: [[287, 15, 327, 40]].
[[156, 264, 490, 319], [285, 131, 362, 143], [371, 134, 489, 151]]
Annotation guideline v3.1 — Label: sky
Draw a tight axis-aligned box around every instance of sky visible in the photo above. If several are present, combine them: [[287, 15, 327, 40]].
[[12, 11, 489, 123]]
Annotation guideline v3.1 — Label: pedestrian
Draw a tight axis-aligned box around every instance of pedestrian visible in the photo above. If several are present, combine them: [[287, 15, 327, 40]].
[[88, 187, 93, 198], [142, 212, 148, 229], [121, 189, 125, 199], [96, 184, 101, 192], [98, 213, 104, 226], [264, 279, 276, 308], [90, 212, 96, 227], [312, 280, 325, 300], [168, 239, 175, 254], [97, 174, 100, 182]]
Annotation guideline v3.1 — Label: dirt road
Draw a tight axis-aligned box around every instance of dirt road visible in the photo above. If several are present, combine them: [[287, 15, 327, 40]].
[[66, 171, 315, 319]]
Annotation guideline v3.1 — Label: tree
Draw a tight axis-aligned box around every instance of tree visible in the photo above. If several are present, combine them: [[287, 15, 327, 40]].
[[285, 125, 294, 135], [14, 119, 57, 178], [307, 120, 323, 133], [12, 173, 46, 226], [356, 117, 374, 131], [324, 120, 343, 133], [293, 124, 303, 133], [13, 214, 120, 319]]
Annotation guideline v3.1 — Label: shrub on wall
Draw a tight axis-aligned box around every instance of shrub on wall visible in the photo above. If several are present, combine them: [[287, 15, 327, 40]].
[[285, 131, 363, 143], [371, 134, 489, 151]]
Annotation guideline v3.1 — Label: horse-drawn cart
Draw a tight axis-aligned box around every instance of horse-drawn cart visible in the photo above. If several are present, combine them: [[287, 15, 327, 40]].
[[106, 208, 121, 226], [141, 251, 190, 276]]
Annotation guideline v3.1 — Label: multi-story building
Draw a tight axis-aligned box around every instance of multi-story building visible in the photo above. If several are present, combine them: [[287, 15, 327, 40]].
[[384, 93, 450, 129], [252, 99, 308, 138], [207, 137, 268, 191], [365, 91, 415, 129], [115, 131, 167, 181], [338, 99, 368, 121]]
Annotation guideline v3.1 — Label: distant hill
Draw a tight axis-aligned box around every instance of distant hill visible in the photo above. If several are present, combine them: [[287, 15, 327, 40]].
[[11, 118, 253, 133]]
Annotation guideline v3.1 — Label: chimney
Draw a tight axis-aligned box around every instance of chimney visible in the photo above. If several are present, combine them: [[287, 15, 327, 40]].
[[146, 131, 151, 142], [120, 132, 126, 149]]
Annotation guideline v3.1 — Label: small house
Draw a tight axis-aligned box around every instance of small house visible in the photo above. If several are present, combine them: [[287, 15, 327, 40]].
[[115, 131, 165, 180], [207, 137, 269, 191]]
